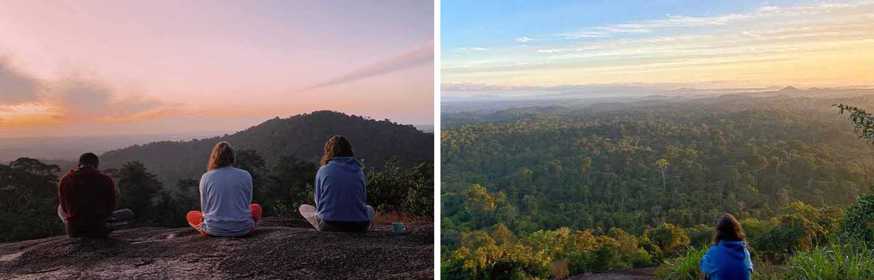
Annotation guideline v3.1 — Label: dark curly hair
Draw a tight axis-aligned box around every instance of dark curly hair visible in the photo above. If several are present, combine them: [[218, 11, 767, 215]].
[[320, 135, 354, 166], [713, 213, 746, 244]]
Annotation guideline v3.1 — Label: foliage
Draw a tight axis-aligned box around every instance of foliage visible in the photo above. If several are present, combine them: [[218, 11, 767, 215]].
[[0, 158, 63, 242], [444, 96, 874, 245], [443, 95, 874, 278], [785, 241, 874, 280], [645, 223, 690, 257], [836, 104, 874, 142], [261, 155, 317, 217], [115, 161, 165, 224], [657, 248, 787, 280], [0, 148, 432, 241], [368, 160, 434, 216], [752, 202, 843, 261], [442, 224, 655, 279], [654, 247, 706, 280], [100, 111, 433, 186], [685, 224, 713, 248], [841, 194, 874, 243]]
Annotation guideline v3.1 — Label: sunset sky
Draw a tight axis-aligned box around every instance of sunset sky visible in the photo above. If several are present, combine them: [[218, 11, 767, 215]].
[[442, 0, 874, 98], [0, 0, 433, 137]]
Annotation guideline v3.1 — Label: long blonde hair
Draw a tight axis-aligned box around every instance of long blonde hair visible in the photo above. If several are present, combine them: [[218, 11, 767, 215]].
[[208, 141, 235, 170]]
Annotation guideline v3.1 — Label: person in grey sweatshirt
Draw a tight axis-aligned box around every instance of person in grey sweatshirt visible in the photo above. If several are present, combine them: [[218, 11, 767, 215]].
[[186, 141, 263, 237], [299, 135, 374, 232]]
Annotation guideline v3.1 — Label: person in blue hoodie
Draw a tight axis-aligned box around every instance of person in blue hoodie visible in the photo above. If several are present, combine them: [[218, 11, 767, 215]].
[[700, 213, 753, 280], [298, 135, 374, 232]]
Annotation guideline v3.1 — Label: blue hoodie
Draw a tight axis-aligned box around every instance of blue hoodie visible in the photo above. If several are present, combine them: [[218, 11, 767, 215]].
[[314, 157, 370, 222], [700, 240, 753, 280]]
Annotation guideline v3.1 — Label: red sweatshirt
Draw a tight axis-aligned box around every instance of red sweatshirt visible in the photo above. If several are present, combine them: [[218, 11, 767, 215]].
[[58, 167, 117, 228]]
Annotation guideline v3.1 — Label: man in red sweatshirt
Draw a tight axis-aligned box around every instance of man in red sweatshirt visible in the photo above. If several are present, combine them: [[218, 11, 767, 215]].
[[57, 153, 133, 238]]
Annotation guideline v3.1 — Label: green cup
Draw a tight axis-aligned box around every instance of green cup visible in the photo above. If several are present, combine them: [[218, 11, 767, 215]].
[[392, 222, 406, 234]]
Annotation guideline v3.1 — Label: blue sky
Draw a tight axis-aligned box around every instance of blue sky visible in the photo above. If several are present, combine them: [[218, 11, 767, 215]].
[[443, 0, 815, 50], [441, 0, 874, 97]]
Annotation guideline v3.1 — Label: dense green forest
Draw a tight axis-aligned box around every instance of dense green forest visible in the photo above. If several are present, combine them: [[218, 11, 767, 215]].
[[0, 111, 433, 243], [442, 93, 874, 279]]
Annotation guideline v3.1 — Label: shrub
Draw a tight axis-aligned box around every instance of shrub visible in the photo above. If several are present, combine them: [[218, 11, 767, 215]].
[[550, 260, 570, 279], [655, 247, 706, 280], [785, 241, 874, 280], [646, 223, 691, 257], [740, 217, 771, 241], [751, 259, 786, 280], [367, 160, 433, 216], [590, 242, 628, 272], [754, 203, 840, 262], [685, 224, 712, 248], [841, 194, 874, 243]]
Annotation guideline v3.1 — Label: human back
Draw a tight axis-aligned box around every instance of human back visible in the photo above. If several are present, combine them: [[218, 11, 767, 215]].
[[315, 156, 369, 223], [700, 213, 753, 280], [299, 135, 374, 232], [60, 167, 116, 223], [187, 141, 261, 237], [57, 153, 119, 237], [200, 166, 254, 236]]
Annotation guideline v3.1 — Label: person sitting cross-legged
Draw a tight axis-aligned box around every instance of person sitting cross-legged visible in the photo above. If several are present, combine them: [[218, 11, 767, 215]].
[[299, 135, 374, 232], [58, 153, 135, 238], [186, 141, 262, 237]]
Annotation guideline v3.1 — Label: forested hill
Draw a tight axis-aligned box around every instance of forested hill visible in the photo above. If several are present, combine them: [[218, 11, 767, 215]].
[[441, 92, 874, 279], [101, 111, 433, 185], [442, 93, 874, 237], [1, 111, 433, 243]]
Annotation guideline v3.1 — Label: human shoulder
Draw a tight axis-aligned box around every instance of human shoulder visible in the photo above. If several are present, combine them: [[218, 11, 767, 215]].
[[201, 169, 216, 179], [224, 166, 248, 175], [60, 169, 77, 181], [99, 172, 114, 184], [316, 164, 330, 174], [704, 243, 719, 254]]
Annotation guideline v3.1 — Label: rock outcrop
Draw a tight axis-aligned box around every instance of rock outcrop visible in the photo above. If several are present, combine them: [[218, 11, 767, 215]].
[[0, 218, 433, 280]]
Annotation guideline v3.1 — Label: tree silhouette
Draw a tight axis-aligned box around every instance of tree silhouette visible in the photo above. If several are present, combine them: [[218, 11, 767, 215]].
[[116, 161, 163, 223], [655, 158, 669, 193]]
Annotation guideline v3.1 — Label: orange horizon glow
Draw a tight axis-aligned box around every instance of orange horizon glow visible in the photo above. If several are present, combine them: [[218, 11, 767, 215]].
[[442, 1, 874, 96], [0, 1, 434, 137]]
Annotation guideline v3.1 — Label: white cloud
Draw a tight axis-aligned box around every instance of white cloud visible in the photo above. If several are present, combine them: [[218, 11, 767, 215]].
[[443, 0, 874, 88], [515, 36, 532, 43], [0, 55, 173, 125], [0, 59, 42, 105], [556, 1, 874, 41], [301, 41, 433, 91], [457, 47, 489, 52]]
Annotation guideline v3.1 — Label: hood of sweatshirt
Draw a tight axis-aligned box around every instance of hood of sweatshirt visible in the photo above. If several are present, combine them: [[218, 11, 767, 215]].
[[328, 156, 362, 171], [717, 240, 747, 260]]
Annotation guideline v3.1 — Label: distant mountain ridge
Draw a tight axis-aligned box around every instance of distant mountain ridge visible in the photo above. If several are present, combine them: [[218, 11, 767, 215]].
[[100, 111, 433, 186], [0, 132, 225, 163]]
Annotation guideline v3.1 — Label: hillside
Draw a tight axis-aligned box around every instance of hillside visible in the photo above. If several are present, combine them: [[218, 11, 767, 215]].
[[440, 93, 874, 279], [0, 218, 433, 280], [100, 111, 433, 185], [0, 133, 222, 163], [443, 94, 874, 234]]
